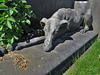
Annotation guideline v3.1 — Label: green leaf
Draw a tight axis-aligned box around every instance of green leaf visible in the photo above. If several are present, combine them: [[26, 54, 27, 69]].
[[7, 17, 15, 22], [13, 35, 19, 40], [6, 20, 12, 29], [5, 14, 9, 17], [11, 37, 14, 44], [0, 17, 4, 20], [0, 17, 6, 23], [9, 8, 18, 13], [25, 5, 31, 9], [9, 10, 14, 16], [0, 0, 36, 47], [26, 19, 31, 25], [1, 33, 5, 37], [0, 37, 3, 40], [7, 0, 12, 2], [22, 0, 27, 3], [0, 0, 5, 2], [2, 12, 6, 16], [0, 25, 3, 31], [7, 39, 11, 43], [0, 4, 8, 10]]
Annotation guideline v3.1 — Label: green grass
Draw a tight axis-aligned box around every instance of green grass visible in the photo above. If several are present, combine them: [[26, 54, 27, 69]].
[[63, 38, 100, 75]]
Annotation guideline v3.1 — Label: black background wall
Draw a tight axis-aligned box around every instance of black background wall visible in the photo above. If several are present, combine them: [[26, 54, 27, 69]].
[[27, 0, 74, 29], [27, 0, 74, 21]]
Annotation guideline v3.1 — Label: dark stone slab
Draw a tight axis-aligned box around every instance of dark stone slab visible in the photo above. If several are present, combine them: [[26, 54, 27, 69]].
[[0, 31, 98, 75]]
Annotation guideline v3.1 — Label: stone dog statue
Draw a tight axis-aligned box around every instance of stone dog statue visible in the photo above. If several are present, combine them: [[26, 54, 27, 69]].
[[40, 7, 92, 52]]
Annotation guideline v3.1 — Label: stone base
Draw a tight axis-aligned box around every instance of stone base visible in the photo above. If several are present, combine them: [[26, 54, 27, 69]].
[[0, 31, 98, 75]]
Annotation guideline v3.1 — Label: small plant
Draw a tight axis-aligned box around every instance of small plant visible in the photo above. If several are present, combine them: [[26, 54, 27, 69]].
[[0, 0, 36, 47]]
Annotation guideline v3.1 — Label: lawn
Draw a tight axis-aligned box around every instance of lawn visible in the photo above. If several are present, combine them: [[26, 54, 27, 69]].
[[63, 38, 100, 75]]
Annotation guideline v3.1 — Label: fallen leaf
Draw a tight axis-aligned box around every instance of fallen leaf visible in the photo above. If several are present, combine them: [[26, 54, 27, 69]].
[[0, 57, 6, 61]]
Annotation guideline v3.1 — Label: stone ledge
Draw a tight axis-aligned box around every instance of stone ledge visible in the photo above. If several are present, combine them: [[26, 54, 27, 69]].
[[0, 31, 98, 75]]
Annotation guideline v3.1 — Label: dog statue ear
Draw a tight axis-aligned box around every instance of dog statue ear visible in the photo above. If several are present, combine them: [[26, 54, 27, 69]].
[[40, 18, 47, 29], [60, 20, 70, 30]]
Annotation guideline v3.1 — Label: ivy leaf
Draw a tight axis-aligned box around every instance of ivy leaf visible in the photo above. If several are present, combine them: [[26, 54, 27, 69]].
[[7, 17, 15, 22], [6, 20, 12, 29], [26, 19, 31, 25]]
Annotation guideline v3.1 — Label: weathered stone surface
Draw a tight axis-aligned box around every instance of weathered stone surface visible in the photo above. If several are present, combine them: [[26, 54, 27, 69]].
[[40, 4, 92, 51], [74, 1, 88, 10], [89, 0, 100, 33], [0, 31, 98, 75], [15, 36, 45, 50], [8, 36, 45, 51]]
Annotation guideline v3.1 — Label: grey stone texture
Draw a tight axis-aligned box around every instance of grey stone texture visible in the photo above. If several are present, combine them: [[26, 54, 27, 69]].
[[89, 0, 100, 33], [8, 36, 45, 51], [0, 31, 98, 75], [74, 1, 88, 10], [15, 36, 45, 50]]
